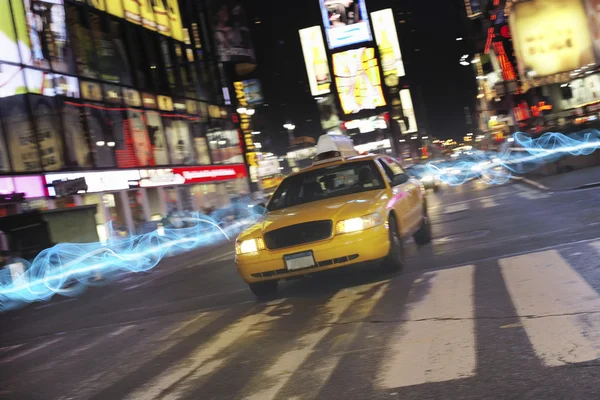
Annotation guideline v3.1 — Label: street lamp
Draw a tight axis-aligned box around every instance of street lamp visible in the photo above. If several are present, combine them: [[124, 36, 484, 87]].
[[283, 123, 295, 131]]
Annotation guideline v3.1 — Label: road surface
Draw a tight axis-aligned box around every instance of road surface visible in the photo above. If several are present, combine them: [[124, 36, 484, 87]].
[[2, 180, 600, 399]]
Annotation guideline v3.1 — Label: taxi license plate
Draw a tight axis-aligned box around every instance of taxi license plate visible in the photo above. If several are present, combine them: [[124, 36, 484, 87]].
[[284, 251, 316, 271]]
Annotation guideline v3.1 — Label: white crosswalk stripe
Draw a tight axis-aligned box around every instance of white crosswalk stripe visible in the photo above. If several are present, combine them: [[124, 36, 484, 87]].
[[479, 197, 498, 208], [379, 265, 476, 388], [500, 250, 600, 367]]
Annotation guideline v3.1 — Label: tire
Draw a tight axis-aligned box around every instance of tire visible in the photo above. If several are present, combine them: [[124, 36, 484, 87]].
[[248, 280, 278, 298], [413, 213, 432, 246], [382, 215, 404, 273]]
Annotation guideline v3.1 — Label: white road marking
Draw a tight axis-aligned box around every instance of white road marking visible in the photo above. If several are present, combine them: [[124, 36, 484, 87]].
[[126, 303, 285, 400], [443, 204, 470, 214], [379, 265, 476, 389], [185, 251, 235, 269], [518, 190, 549, 200], [34, 298, 76, 310], [62, 325, 138, 359], [500, 250, 600, 367], [0, 343, 25, 353], [480, 197, 498, 208], [428, 191, 510, 211], [0, 338, 64, 364], [243, 282, 389, 400]]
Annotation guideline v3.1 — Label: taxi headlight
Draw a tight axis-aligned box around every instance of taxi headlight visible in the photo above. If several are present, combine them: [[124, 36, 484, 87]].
[[335, 213, 383, 235], [421, 174, 434, 182], [236, 238, 265, 255]]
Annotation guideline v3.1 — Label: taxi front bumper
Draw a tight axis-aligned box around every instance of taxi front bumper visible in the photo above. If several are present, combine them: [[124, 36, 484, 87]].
[[236, 224, 390, 283]]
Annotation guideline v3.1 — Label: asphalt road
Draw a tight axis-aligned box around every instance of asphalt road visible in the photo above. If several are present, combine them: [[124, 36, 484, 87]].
[[2, 179, 600, 399]]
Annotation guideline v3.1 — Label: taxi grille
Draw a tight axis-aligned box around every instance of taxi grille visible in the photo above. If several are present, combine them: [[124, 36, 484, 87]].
[[263, 220, 333, 250]]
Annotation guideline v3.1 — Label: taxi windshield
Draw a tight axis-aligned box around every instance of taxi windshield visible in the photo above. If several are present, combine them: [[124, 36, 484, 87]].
[[267, 160, 385, 211]]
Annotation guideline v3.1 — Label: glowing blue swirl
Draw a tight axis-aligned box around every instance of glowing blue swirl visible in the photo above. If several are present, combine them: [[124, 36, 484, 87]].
[[425, 129, 600, 186], [0, 198, 262, 312]]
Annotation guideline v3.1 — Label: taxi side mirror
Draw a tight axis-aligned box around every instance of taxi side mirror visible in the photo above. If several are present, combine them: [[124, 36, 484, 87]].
[[392, 173, 409, 187]]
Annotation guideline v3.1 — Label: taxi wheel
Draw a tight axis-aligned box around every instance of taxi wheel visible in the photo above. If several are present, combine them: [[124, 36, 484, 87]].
[[413, 214, 432, 246], [383, 215, 404, 272], [248, 280, 278, 298]]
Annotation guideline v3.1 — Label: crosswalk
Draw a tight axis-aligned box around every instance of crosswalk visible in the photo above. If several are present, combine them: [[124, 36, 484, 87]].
[[2, 242, 600, 398], [432, 186, 549, 214]]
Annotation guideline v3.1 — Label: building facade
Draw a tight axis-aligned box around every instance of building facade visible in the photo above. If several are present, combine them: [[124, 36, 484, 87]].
[[0, 0, 252, 241]]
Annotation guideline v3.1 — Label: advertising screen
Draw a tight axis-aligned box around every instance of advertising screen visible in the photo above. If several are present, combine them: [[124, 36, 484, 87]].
[[510, 0, 594, 79], [332, 47, 386, 114], [86, 0, 184, 42], [299, 26, 331, 96], [212, 1, 256, 63], [371, 9, 405, 85], [319, 0, 372, 49], [584, 0, 600, 63], [399, 89, 418, 134]]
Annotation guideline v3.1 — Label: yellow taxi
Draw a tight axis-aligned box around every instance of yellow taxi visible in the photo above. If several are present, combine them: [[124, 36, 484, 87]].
[[235, 134, 431, 297]]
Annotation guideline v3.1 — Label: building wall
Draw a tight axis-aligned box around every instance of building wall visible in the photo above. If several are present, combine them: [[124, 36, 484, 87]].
[[0, 0, 243, 177]]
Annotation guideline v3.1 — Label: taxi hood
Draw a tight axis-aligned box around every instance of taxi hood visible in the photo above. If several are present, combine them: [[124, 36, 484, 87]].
[[259, 189, 388, 234]]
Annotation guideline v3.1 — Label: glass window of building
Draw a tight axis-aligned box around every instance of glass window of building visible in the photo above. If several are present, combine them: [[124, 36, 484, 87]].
[[159, 37, 177, 92], [65, 3, 99, 79], [206, 123, 243, 165], [1, 1, 23, 64], [126, 109, 155, 167], [0, 65, 41, 173], [145, 110, 170, 165], [83, 100, 116, 168], [28, 90, 65, 171], [123, 25, 148, 90], [0, 116, 10, 172], [88, 12, 132, 85], [60, 101, 93, 168], [163, 116, 194, 165], [13, 0, 76, 74], [191, 122, 211, 165]]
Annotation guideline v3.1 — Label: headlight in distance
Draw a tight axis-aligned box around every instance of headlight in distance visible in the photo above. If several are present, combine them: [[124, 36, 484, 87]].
[[335, 213, 383, 235], [236, 238, 265, 255]]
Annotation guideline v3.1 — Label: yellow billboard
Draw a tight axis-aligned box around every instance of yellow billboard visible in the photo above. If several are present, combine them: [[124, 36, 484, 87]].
[[92, 0, 184, 42], [299, 26, 331, 96], [371, 8, 405, 86], [510, 0, 594, 79], [332, 47, 386, 115]]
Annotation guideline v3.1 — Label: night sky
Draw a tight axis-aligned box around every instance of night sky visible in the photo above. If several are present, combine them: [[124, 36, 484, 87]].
[[241, 0, 477, 148]]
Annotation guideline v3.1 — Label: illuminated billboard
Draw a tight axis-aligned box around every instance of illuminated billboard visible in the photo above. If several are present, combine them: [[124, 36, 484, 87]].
[[319, 0, 373, 49], [332, 47, 386, 114], [510, 0, 594, 79], [86, 0, 184, 42], [371, 8, 405, 86], [399, 89, 418, 134], [584, 0, 600, 62], [299, 26, 331, 96]]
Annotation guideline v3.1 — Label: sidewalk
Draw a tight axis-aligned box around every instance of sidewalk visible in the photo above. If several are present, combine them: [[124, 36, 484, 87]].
[[515, 165, 600, 191]]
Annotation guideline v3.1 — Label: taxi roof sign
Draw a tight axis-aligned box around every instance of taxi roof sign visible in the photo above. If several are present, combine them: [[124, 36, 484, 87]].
[[313, 134, 358, 165]]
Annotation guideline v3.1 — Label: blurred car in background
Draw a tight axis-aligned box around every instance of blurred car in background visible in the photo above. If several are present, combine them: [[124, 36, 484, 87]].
[[405, 163, 441, 192]]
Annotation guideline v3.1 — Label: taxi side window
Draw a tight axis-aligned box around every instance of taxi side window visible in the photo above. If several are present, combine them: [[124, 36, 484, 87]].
[[383, 157, 405, 175], [377, 159, 395, 182]]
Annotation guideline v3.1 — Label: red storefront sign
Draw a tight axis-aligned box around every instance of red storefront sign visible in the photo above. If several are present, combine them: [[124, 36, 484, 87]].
[[172, 164, 247, 185]]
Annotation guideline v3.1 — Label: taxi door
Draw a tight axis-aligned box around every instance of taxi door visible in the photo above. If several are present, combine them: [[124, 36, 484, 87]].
[[377, 157, 422, 236]]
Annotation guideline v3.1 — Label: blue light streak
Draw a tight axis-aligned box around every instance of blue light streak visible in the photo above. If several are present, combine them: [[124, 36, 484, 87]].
[[426, 130, 600, 186], [0, 198, 262, 312]]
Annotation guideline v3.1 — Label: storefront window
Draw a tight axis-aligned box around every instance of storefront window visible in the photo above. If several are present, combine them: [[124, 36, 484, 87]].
[[159, 37, 176, 91], [163, 117, 194, 165], [145, 111, 170, 165], [29, 95, 65, 171], [84, 105, 116, 168], [61, 102, 93, 168], [65, 3, 99, 79]]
